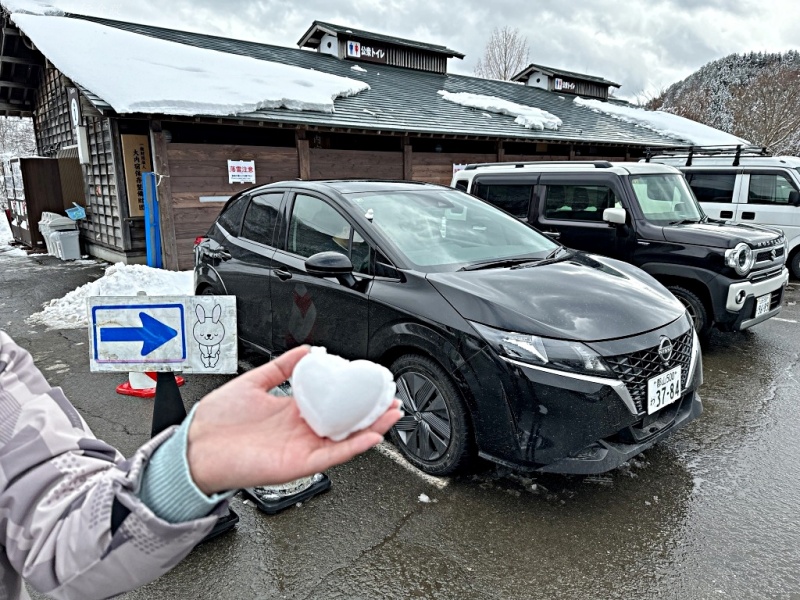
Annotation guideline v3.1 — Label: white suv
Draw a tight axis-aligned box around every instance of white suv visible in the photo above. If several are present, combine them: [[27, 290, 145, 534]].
[[646, 146, 800, 278]]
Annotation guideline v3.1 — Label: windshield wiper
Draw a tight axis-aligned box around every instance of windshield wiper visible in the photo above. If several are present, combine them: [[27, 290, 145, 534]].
[[669, 218, 702, 225], [458, 257, 539, 271], [511, 247, 574, 269]]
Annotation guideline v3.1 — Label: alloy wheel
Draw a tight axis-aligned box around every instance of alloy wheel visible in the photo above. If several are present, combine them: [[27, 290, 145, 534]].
[[394, 371, 452, 461]]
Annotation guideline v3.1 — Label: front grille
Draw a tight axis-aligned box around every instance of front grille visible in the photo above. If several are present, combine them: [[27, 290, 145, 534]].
[[756, 246, 784, 263], [770, 288, 782, 310], [750, 266, 783, 283], [604, 331, 693, 414]]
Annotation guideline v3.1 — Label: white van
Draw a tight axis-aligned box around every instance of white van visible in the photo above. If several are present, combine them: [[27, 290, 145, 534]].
[[646, 146, 800, 278]]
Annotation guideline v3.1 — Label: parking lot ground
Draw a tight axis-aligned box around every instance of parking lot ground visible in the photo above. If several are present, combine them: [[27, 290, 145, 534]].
[[3, 254, 799, 599]]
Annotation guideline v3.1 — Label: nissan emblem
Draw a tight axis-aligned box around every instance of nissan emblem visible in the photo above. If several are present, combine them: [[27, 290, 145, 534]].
[[658, 337, 673, 363]]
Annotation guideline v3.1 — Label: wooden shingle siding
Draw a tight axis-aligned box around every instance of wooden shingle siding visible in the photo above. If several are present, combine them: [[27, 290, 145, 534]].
[[309, 149, 402, 180], [166, 143, 299, 269]]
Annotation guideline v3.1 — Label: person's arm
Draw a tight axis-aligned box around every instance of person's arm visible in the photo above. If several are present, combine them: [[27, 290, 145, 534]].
[[0, 332, 219, 600]]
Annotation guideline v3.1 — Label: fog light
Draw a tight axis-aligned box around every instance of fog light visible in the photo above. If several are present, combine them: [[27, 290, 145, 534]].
[[735, 289, 747, 305]]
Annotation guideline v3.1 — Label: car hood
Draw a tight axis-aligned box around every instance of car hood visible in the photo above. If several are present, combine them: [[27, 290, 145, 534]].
[[661, 220, 782, 249], [427, 253, 684, 342]]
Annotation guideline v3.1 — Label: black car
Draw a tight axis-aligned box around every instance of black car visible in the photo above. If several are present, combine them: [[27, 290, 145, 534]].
[[195, 180, 702, 475], [454, 161, 789, 338]]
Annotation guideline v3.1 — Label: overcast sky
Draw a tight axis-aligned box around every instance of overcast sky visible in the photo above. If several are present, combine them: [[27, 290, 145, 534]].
[[43, 0, 800, 99]]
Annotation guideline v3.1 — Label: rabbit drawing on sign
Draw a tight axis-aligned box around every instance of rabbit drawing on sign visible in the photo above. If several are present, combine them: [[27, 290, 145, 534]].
[[194, 304, 225, 368]]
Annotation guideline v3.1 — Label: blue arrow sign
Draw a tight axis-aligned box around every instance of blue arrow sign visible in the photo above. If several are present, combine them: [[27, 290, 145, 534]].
[[100, 311, 179, 356]]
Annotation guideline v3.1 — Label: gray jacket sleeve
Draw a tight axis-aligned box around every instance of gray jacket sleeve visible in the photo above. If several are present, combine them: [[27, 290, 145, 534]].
[[0, 332, 219, 600]]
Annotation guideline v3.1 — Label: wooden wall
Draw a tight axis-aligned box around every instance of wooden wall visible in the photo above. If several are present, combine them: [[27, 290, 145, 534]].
[[412, 152, 497, 186], [310, 149, 403, 180], [166, 143, 299, 269]]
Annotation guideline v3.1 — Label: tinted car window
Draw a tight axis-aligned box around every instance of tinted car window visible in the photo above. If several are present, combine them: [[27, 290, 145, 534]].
[[472, 182, 532, 218], [240, 193, 283, 246], [686, 172, 736, 203], [288, 194, 353, 258], [748, 173, 798, 205], [543, 185, 617, 221], [216, 194, 248, 235]]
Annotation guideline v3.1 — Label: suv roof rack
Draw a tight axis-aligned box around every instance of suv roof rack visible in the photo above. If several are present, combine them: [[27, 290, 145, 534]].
[[644, 144, 769, 167], [462, 160, 613, 171]]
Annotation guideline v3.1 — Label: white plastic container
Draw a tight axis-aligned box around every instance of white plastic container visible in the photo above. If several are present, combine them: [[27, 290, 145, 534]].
[[51, 230, 80, 260], [39, 213, 77, 256]]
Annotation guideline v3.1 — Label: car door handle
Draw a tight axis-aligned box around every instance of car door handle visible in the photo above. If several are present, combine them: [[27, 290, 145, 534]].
[[544, 231, 561, 239], [742, 212, 756, 220], [275, 268, 293, 281], [720, 210, 733, 219]]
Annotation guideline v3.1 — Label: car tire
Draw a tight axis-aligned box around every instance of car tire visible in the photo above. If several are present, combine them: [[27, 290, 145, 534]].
[[790, 250, 800, 280], [389, 354, 473, 476], [668, 285, 710, 339]]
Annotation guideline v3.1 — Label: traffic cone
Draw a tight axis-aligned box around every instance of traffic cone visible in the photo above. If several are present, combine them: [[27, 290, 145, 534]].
[[116, 371, 184, 398]]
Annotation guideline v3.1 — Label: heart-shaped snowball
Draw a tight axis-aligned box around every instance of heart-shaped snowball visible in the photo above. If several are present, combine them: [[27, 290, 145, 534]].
[[291, 347, 396, 441]]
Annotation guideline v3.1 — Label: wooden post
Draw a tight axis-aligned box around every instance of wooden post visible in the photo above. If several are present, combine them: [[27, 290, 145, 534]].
[[497, 141, 505, 162], [296, 130, 310, 180], [569, 145, 576, 161], [402, 136, 412, 180], [150, 120, 179, 271]]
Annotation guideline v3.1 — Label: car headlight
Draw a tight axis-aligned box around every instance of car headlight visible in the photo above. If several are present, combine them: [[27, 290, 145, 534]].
[[724, 242, 754, 276], [470, 322, 613, 377]]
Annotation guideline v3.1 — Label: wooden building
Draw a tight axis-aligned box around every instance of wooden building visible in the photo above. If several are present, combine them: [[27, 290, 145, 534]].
[[0, 10, 693, 269]]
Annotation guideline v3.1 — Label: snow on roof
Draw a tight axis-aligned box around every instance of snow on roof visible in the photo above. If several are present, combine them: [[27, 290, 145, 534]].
[[11, 14, 370, 116], [437, 91, 561, 131], [573, 97, 748, 146], [2, 0, 64, 15]]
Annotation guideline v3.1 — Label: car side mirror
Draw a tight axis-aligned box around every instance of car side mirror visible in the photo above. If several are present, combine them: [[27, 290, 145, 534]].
[[603, 207, 627, 226], [789, 190, 800, 207], [305, 251, 356, 287]]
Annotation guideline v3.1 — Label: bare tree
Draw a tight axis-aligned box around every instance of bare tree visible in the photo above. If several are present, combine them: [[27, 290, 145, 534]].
[[474, 26, 530, 81], [728, 64, 800, 155]]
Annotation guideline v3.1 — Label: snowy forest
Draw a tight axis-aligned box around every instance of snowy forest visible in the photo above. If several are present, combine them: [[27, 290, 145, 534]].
[[649, 50, 800, 156]]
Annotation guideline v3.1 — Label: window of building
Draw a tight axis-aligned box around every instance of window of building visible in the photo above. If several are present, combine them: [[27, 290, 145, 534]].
[[543, 185, 617, 221], [686, 172, 736, 204], [748, 173, 798, 205], [240, 193, 283, 246], [471, 182, 532, 218]]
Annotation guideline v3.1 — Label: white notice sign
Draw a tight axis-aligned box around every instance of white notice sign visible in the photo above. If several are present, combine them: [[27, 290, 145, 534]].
[[88, 295, 238, 374], [228, 160, 256, 184]]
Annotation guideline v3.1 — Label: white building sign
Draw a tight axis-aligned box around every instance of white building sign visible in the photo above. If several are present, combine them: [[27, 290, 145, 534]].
[[88, 295, 238, 374], [228, 159, 256, 184]]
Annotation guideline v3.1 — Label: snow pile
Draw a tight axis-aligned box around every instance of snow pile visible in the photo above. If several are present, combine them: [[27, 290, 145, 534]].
[[27, 263, 194, 329], [11, 14, 370, 116], [0, 213, 26, 256], [2, 0, 64, 15], [574, 97, 749, 146], [350, 65, 367, 73], [438, 90, 562, 130]]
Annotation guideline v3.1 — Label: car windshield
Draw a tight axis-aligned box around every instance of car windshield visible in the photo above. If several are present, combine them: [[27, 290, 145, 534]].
[[630, 174, 705, 224], [345, 188, 557, 271]]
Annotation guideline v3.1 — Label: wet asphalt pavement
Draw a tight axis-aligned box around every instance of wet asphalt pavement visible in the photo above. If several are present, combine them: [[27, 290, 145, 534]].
[[2, 253, 799, 600]]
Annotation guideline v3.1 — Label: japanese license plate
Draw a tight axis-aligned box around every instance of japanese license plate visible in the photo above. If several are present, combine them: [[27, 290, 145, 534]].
[[755, 293, 771, 318], [647, 366, 682, 415]]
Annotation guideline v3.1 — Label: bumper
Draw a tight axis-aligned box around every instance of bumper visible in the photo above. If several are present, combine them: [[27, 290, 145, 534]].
[[715, 268, 788, 330], [537, 391, 702, 474], [475, 321, 702, 473]]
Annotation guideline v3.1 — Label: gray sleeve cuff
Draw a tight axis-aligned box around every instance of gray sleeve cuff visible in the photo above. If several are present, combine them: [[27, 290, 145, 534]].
[[138, 405, 235, 523]]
